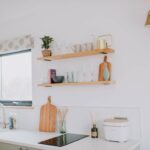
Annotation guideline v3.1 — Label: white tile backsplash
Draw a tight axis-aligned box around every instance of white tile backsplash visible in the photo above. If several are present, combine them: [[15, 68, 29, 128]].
[[1, 106, 141, 140]]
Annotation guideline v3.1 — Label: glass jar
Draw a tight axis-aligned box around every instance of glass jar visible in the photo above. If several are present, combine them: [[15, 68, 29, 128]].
[[59, 120, 66, 134]]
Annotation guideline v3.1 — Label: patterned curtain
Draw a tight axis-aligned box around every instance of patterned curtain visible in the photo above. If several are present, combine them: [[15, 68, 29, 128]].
[[0, 35, 34, 54]]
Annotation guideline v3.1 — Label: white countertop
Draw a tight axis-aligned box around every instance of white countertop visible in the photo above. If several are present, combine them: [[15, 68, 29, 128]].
[[0, 129, 140, 150]]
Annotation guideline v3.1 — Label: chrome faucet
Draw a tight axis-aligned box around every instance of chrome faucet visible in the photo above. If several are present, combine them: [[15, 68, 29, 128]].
[[0, 103, 6, 128]]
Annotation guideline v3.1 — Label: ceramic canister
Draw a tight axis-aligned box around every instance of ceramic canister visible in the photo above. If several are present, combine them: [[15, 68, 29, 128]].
[[97, 38, 107, 49]]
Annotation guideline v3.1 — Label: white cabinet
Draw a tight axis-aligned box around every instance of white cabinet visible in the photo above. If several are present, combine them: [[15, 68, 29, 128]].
[[0, 142, 40, 150]]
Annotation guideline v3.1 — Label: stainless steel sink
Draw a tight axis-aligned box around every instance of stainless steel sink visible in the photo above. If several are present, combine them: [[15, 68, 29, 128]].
[[0, 128, 9, 132]]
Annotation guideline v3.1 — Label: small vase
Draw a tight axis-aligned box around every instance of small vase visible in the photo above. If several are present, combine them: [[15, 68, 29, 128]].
[[103, 63, 110, 81], [42, 49, 51, 57], [59, 120, 66, 134]]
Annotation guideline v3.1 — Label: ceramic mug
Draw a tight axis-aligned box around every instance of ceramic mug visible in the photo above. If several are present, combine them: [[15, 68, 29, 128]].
[[97, 39, 107, 49]]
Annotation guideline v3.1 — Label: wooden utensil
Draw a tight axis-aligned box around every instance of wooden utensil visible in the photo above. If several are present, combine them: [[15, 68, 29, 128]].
[[98, 56, 111, 81], [39, 96, 57, 132]]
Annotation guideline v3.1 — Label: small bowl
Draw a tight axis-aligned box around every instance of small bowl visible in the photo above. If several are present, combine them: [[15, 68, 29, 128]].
[[51, 76, 64, 83]]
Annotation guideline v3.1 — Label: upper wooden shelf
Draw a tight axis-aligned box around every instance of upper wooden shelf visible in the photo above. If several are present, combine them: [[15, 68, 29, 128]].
[[38, 48, 114, 61], [38, 81, 115, 87]]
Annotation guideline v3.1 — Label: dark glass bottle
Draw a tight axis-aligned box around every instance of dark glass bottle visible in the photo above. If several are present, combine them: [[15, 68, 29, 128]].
[[91, 124, 98, 138]]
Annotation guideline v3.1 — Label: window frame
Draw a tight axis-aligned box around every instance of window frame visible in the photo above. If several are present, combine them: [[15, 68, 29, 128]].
[[0, 49, 32, 107]]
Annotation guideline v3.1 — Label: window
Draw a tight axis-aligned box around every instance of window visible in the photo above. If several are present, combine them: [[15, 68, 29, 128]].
[[0, 50, 32, 106]]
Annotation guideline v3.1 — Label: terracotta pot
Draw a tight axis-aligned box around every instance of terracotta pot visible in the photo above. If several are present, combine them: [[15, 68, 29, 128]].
[[42, 49, 51, 57]]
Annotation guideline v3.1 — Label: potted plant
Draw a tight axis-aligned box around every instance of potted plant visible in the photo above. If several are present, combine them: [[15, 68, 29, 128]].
[[41, 35, 54, 57]]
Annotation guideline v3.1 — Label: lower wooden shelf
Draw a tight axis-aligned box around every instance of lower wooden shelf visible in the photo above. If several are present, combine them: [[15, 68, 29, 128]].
[[38, 81, 115, 87]]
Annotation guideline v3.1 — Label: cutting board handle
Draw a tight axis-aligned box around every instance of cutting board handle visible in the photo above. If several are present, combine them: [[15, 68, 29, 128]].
[[48, 96, 51, 104], [104, 55, 108, 62]]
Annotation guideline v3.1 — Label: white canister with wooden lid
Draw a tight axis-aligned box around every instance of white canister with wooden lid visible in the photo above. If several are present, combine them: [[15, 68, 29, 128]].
[[103, 118, 129, 142]]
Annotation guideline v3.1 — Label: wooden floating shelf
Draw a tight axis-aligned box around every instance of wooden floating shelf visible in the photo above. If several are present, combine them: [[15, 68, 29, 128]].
[[38, 48, 114, 61], [38, 81, 115, 87]]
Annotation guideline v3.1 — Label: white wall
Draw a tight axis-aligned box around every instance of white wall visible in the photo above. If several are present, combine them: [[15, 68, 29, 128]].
[[0, 0, 150, 149]]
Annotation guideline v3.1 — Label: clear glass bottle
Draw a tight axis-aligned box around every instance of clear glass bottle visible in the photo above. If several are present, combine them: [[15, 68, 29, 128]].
[[59, 120, 66, 134]]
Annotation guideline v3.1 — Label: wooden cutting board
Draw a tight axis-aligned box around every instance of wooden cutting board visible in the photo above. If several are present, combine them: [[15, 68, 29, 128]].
[[98, 55, 111, 81], [39, 96, 57, 132]]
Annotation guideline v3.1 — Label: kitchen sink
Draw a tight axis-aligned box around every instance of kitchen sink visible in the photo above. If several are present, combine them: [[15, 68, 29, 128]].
[[0, 128, 9, 132]]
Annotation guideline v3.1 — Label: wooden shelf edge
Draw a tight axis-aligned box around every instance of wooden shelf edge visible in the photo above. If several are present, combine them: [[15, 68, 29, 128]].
[[37, 48, 114, 61], [38, 81, 115, 87]]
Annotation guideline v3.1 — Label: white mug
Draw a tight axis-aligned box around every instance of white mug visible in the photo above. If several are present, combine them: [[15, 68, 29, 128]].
[[97, 39, 107, 49]]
